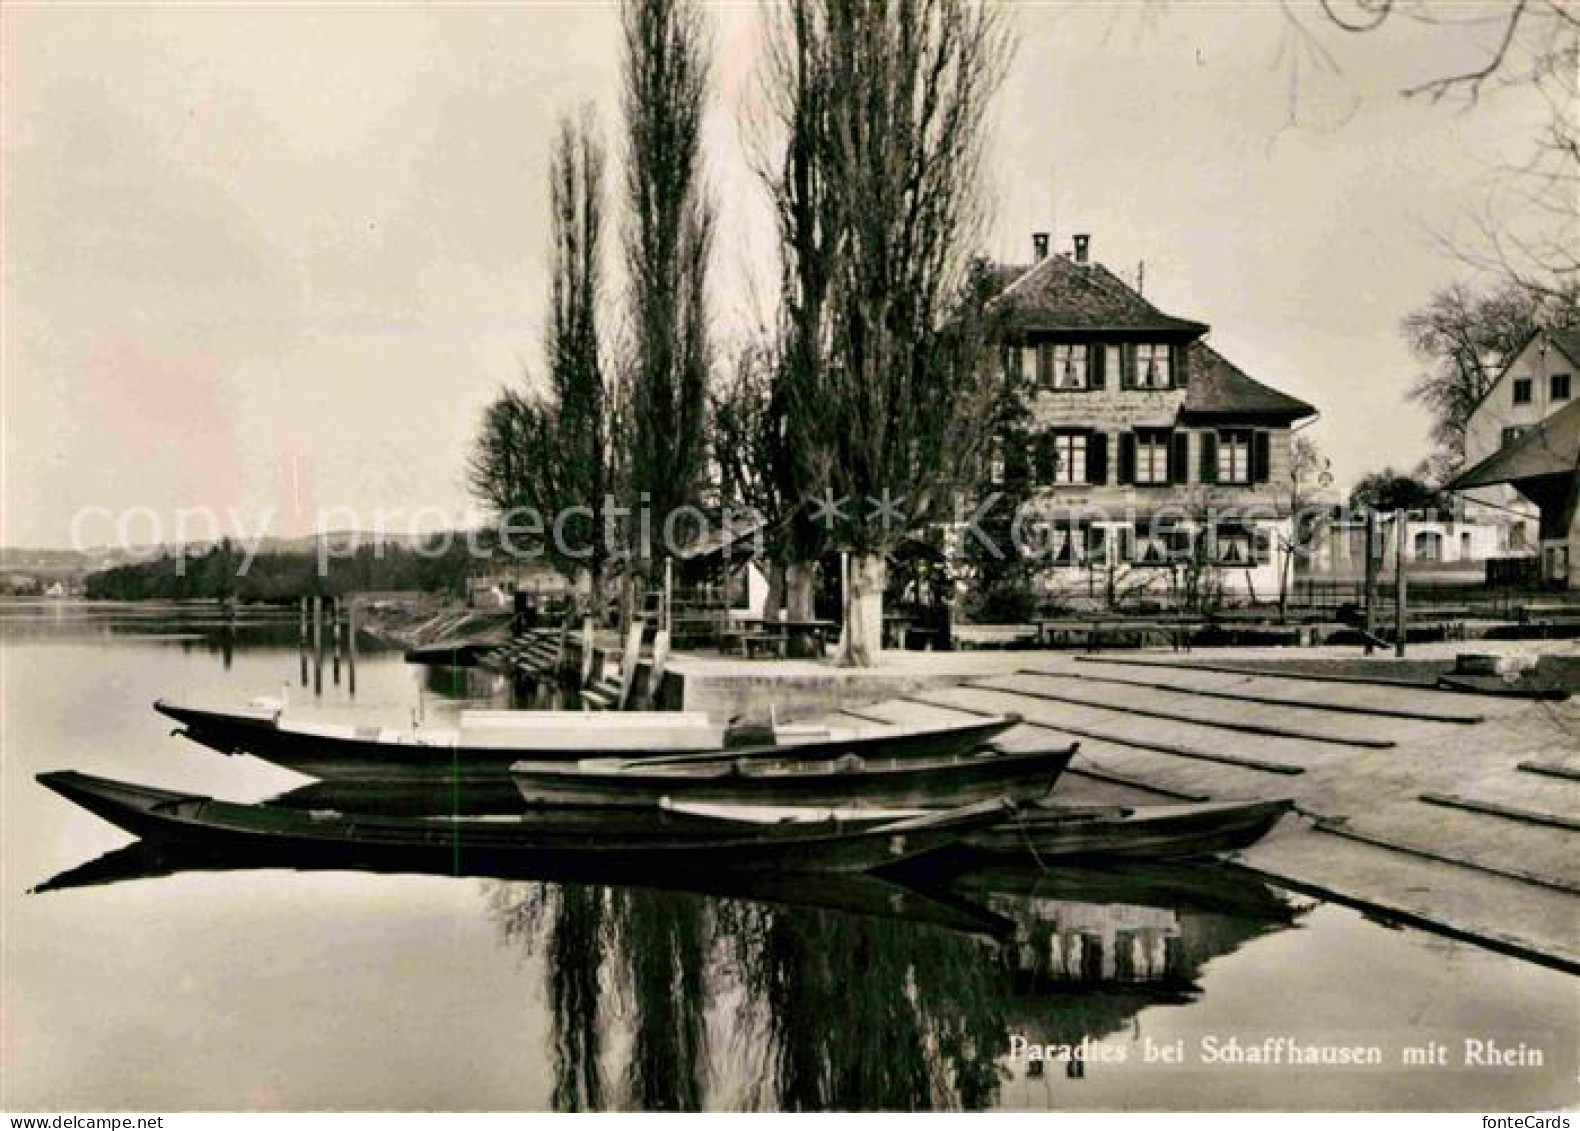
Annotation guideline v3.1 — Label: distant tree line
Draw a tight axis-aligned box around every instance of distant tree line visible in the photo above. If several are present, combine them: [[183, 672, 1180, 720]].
[[83, 538, 476, 602]]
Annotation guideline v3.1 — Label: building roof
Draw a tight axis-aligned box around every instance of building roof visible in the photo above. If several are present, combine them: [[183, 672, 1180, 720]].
[[1181, 342, 1317, 422], [989, 249, 1316, 421], [1550, 326, 1580, 369], [1451, 396, 1580, 489], [674, 510, 767, 562], [992, 254, 1208, 336], [1463, 324, 1580, 427]]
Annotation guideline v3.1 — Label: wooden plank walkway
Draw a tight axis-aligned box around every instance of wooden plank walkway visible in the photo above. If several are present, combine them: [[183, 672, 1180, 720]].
[[840, 651, 1579, 971], [1075, 653, 1481, 693], [968, 675, 1396, 748], [1017, 668, 1484, 724]]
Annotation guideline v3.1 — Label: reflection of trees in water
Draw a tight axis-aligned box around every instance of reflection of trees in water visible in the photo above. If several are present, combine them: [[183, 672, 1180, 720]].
[[548, 885, 611, 1110], [725, 901, 1008, 1111], [483, 880, 712, 1111], [482, 880, 1009, 1111], [610, 888, 710, 1110], [480, 870, 1300, 1111]]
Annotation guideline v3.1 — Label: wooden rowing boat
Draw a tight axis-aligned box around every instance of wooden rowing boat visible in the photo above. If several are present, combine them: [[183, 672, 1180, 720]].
[[153, 699, 1021, 781], [36, 770, 1018, 875], [662, 797, 1295, 862], [509, 743, 1077, 809]]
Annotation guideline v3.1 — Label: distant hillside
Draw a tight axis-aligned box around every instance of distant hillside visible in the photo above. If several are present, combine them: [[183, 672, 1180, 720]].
[[79, 536, 481, 602]]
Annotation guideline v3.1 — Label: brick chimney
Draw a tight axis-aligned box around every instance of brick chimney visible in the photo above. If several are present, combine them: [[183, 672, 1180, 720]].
[[1032, 232, 1050, 261], [1073, 233, 1091, 264]]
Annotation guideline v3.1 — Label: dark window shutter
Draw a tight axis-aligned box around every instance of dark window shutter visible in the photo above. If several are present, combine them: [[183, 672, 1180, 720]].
[[1006, 437, 1028, 483], [1036, 344, 1051, 389], [1006, 346, 1021, 382], [1252, 431, 1272, 483], [1090, 345, 1106, 390], [1117, 432, 1136, 484], [1170, 431, 1189, 484], [1087, 525, 1108, 563], [1088, 431, 1109, 484], [1200, 431, 1219, 484], [1172, 343, 1190, 388], [1119, 344, 1135, 389]]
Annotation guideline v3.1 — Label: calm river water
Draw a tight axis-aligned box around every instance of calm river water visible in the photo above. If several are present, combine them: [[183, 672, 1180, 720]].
[[3, 601, 1575, 1111]]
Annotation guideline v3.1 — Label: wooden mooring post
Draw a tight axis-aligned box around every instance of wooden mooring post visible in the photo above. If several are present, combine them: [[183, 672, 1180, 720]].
[[1363, 510, 1377, 656], [312, 595, 324, 696], [1394, 511, 1408, 658], [299, 596, 310, 686], [331, 595, 342, 686], [346, 599, 358, 696]]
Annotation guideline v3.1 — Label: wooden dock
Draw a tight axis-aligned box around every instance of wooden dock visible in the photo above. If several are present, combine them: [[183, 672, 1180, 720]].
[[778, 649, 1579, 972]]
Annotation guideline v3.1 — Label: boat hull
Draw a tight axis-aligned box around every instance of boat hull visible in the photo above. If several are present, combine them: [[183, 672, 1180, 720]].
[[961, 798, 1295, 862], [154, 699, 1020, 782], [37, 770, 1016, 875], [664, 797, 1295, 864], [510, 745, 1076, 809]]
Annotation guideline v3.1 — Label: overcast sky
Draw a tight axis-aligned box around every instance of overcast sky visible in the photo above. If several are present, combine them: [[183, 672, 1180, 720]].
[[2, 1, 1548, 547]]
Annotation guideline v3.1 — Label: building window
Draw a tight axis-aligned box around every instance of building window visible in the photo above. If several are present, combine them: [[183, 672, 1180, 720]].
[[1501, 425, 1529, 447], [1053, 344, 1088, 389], [1043, 523, 1088, 565], [1136, 343, 1171, 389], [1134, 430, 1170, 485], [1129, 522, 1191, 565], [1051, 432, 1088, 485], [1413, 531, 1442, 562], [1022, 346, 1040, 387], [1217, 430, 1252, 484], [1460, 531, 1472, 558], [1553, 373, 1571, 401], [1513, 377, 1532, 405], [1214, 525, 1255, 565]]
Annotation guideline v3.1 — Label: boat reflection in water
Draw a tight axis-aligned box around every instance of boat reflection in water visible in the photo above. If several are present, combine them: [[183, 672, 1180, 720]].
[[33, 792, 1303, 1111]]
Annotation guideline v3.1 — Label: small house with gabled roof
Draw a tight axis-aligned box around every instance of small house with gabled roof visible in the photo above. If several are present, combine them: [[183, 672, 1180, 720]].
[[1458, 326, 1579, 551]]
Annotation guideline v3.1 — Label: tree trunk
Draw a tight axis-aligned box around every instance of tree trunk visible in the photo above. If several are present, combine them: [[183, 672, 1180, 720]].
[[763, 560, 786, 620], [785, 560, 817, 622], [619, 569, 643, 633], [836, 553, 885, 668]]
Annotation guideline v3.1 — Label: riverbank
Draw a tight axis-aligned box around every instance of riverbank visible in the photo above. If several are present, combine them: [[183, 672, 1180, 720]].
[[658, 638, 1579, 972]]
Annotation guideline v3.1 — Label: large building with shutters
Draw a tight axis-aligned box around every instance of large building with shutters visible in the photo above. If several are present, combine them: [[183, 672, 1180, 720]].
[[983, 233, 1317, 601]]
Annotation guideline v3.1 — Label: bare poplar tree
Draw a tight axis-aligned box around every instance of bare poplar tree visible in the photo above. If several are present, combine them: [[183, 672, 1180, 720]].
[[621, 0, 715, 583], [762, 0, 1015, 665], [546, 107, 616, 592]]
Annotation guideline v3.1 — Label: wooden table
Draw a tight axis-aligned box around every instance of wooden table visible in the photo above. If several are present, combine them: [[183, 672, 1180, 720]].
[[743, 617, 836, 659]]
